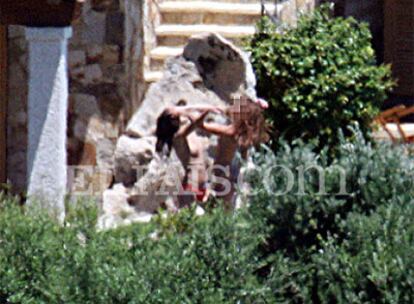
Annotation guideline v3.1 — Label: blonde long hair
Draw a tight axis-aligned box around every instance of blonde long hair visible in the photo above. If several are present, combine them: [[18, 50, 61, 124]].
[[226, 101, 268, 149]]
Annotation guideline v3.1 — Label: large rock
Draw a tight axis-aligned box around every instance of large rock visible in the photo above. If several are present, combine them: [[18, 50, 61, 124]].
[[101, 183, 131, 215], [129, 155, 185, 213], [125, 57, 225, 138], [97, 183, 153, 231], [99, 33, 258, 229], [126, 33, 257, 138], [183, 32, 257, 103], [114, 135, 156, 185]]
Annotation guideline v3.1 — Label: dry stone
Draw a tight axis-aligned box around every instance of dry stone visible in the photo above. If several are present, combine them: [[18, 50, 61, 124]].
[[183, 32, 257, 103], [126, 57, 224, 138], [83, 64, 104, 85], [71, 93, 100, 117], [97, 183, 153, 231], [69, 50, 86, 69], [126, 33, 258, 138], [97, 138, 115, 169], [100, 33, 259, 228], [70, 66, 85, 80], [6, 0, 134, 197], [102, 45, 120, 65], [82, 8, 106, 44], [129, 155, 185, 213], [114, 135, 156, 186], [86, 44, 103, 63]]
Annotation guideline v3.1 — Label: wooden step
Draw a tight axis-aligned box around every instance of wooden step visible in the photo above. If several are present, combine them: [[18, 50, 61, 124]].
[[149, 47, 184, 72], [159, 0, 274, 3], [157, 35, 244, 47], [159, 1, 276, 15], [150, 46, 184, 60], [155, 24, 256, 38], [162, 11, 261, 26], [144, 70, 164, 83]]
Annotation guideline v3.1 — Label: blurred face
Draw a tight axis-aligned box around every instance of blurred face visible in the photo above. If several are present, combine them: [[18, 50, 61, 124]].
[[227, 106, 240, 121], [227, 102, 253, 122]]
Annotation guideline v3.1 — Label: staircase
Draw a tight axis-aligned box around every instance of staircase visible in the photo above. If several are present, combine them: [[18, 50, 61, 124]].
[[143, 0, 278, 84]]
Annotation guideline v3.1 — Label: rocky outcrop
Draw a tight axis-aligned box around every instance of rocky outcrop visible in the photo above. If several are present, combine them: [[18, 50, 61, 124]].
[[98, 33, 258, 230], [114, 135, 156, 186], [126, 57, 225, 138], [97, 184, 153, 231], [126, 33, 256, 138], [183, 33, 257, 103]]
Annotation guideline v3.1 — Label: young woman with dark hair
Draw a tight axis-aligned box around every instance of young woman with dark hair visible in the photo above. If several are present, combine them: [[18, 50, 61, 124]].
[[155, 104, 221, 207]]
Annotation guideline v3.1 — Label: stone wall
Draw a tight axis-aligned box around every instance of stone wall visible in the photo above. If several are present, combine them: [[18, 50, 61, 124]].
[[7, 26, 28, 193], [6, 0, 145, 196]]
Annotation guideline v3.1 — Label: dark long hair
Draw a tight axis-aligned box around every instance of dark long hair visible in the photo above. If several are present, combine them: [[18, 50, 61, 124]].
[[155, 109, 180, 155]]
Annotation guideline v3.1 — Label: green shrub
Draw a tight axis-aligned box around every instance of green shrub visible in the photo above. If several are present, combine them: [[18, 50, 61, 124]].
[[314, 202, 414, 303], [0, 198, 264, 303], [246, 131, 414, 258], [1, 132, 414, 303], [245, 132, 414, 302], [0, 197, 83, 303], [247, 5, 394, 151]]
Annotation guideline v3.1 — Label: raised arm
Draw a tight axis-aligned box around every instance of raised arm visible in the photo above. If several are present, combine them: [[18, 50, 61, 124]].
[[175, 105, 224, 117], [175, 109, 211, 138], [200, 122, 235, 137]]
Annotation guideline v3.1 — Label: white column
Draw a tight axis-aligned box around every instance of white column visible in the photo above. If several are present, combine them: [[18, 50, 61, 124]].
[[25, 27, 72, 222]]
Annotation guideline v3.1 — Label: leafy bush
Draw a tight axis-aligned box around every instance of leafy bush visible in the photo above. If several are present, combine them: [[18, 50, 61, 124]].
[[1, 133, 414, 303], [314, 202, 414, 303], [0, 198, 263, 303], [245, 132, 414, 302], [247, 131, 414, 258], [247, 6, 394, 151]]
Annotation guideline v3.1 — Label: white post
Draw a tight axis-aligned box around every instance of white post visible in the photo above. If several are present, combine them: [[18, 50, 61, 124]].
[[25, 27, 72, 222]]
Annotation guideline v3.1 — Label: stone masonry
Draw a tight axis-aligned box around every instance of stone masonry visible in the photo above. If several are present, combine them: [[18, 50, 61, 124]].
[[7, 26, 28, 194], [7, 0, 145, 196]]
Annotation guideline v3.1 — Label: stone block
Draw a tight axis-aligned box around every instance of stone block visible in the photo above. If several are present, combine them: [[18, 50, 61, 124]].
[[97, 89, 123, 119], [102, 64, 125, 83], [71, 93, 100, 117], [74, 116, 119, 144], [69, 21, 84, 46], [82, 64, 103, 85], [82, 9, 106, 44], [105, 11, 125, 45], [102, 45, 120, 65], [70, 66, 85, 81], [69, 50, 86, 69], [86, 44, 103, 63], [73, 119, 88, 141], [114, 135, 156, 185], [78, 142, 97, 166], [67, 165, 112, 196], [97, 138, 115, 169]]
